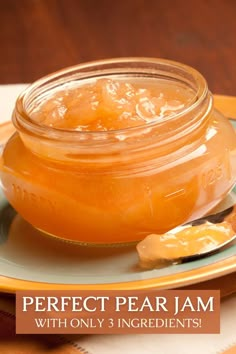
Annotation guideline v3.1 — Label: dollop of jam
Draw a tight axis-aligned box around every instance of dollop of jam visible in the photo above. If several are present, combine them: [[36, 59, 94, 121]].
[[137, 221, 235, 269]]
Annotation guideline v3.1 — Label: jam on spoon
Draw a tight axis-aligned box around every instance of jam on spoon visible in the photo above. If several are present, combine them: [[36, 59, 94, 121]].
[[137, 206, 236, 269]]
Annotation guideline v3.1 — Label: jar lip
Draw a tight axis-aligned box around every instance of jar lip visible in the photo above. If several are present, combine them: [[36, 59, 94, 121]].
[[14, 57, 208, 141]]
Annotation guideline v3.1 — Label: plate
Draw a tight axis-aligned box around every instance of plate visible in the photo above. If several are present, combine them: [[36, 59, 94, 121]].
[[0, 187, 236, 293], [0, 114, 236, 293]]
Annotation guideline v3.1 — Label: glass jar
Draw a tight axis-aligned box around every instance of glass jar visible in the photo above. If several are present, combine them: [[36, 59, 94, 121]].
[[1, 58, 236, 245]]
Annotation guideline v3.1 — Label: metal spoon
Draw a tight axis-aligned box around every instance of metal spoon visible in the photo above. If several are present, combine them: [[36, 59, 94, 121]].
[[137, 204, 236, 267], [179, 205, 236, 262]]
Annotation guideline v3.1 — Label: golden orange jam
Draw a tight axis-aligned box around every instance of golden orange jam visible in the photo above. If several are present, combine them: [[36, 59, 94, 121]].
[[137, 221, 235, 268], [1, 58, 236, 245]]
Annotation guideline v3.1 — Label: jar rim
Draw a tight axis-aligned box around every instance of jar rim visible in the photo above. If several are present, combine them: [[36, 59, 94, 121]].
[[13, 57, 209, 142]]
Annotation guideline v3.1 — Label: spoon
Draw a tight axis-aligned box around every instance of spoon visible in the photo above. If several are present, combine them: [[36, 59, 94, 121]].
[[137, 204, 236, 268], [178, 205, 236, 262]]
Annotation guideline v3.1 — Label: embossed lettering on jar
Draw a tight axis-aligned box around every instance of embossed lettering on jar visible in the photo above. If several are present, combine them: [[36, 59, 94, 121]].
[[1, 58, 236, 245]]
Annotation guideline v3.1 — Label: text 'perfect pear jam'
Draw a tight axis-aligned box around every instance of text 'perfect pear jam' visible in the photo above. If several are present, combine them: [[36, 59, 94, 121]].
[[1, 58, 236, 245]]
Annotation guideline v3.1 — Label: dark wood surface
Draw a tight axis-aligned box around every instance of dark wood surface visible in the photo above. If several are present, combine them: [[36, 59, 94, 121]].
[[1, 0, 236, 95]]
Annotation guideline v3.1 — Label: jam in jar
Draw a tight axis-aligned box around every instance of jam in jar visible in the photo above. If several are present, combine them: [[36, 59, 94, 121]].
[[1, 58, 236, 245]]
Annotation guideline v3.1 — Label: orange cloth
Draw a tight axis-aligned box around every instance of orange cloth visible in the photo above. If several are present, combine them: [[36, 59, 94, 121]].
[[0, 297, 86, 354]]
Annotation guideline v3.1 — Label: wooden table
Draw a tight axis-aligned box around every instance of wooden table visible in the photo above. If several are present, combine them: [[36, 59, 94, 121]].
[[1, 0, 236, 95]]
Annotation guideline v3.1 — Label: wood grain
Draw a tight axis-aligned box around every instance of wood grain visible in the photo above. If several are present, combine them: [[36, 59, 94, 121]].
[[1, 0, 236, 95]]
